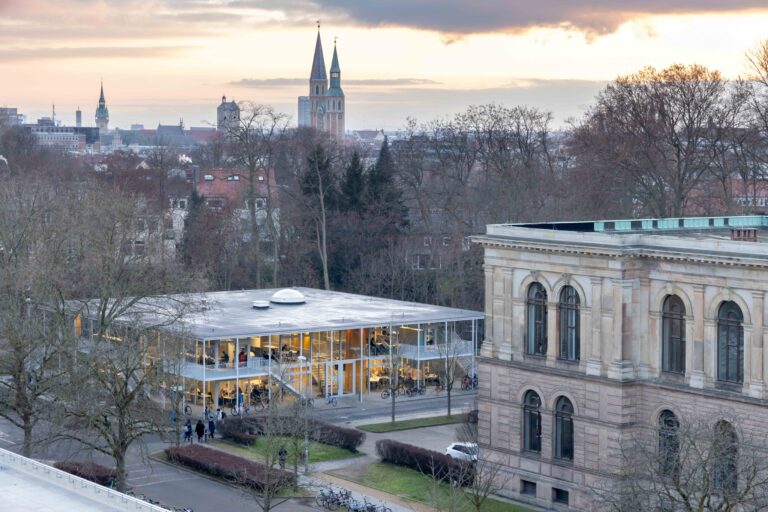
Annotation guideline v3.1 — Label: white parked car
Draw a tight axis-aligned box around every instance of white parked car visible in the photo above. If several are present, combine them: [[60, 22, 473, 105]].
[[445, 442, 478, 462]]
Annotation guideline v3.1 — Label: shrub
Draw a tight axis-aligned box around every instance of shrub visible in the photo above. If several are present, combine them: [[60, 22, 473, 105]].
[[467, 409, 479, 424], [376, 439, 473, 485], [218, 417, 262, 445], [310, 421, 365, 451], [165, 444, 295, 491], [54, 461, 117, 487], [245, 415, 365, 452]]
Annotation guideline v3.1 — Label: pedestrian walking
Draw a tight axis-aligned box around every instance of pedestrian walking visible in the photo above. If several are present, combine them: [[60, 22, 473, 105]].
[[184, 419, 192, 443], [278, 447, 287, 470], [195, 419, 205, 443], [208, 418, 216, 440]]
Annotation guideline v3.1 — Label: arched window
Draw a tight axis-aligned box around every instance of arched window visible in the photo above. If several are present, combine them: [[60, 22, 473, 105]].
[[554, 396, 574, 460], [315, 85, 319, 95], [713, 420, 738, 496], [662, 295, 685, 374], [526, 283, 547, 356], [658, 410, 679, 476], [523, 390, 542, 452], [558, 286, 580, 361], [717, 302, 744, 384]]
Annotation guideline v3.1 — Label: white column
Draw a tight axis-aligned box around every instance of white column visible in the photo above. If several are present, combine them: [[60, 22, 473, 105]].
[[481, 266, 495, 357]]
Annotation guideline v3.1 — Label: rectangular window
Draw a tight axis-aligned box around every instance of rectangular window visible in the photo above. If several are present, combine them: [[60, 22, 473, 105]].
[[552, 488, 569, 505], [521, 480, 536, 496]]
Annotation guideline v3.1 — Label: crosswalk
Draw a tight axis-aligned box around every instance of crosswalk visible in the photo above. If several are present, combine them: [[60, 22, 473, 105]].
[[126, 461, 198, 488]]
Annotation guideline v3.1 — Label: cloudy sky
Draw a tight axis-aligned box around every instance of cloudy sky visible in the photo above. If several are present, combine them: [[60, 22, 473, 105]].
[[2, 1, 768, 130]]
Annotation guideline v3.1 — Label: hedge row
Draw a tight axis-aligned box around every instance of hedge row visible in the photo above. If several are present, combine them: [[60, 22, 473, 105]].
[[54, 461, 117, 487], [375, 439, 473, 485], [219, 416, 365, 451], [165, 444, 295, 491]]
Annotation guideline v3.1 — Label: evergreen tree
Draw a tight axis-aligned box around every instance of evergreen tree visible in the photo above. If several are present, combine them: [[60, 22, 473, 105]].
[[339, 151, 365, 214], [179, 190, 205, 266], [366, 136, 407, 230]]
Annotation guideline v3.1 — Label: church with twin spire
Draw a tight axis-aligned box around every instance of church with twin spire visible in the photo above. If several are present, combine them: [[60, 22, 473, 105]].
[[297, 26, 345, 140]]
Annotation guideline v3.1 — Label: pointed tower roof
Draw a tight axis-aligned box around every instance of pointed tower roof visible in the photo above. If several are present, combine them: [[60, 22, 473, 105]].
[[99, 81, 105, 103], [330, 42, 340, 73], [310, 30, 327, 81]]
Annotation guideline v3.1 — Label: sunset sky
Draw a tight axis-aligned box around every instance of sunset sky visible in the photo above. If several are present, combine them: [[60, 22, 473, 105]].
[[2, 1, 768, 130]]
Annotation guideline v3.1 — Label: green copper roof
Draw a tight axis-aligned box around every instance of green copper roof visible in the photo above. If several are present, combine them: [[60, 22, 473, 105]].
[[96, 81, 109, 120], [330, 44, 340, 73]]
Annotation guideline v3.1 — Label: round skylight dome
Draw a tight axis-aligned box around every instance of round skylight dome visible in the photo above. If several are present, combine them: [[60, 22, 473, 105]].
[[270, 288, 306, 305]]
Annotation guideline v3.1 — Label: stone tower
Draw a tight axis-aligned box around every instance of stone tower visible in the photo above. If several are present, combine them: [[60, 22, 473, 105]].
[[95, 81, 109, 133], [303, 27, 345, 140], [325, 42, 345, 140], [309, 28, 328, 132]]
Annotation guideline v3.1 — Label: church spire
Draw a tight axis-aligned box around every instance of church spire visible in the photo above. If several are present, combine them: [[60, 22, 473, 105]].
[[310, 27, 327, 82], [329, 40, 342, 90], [99, 80, 105, 104]]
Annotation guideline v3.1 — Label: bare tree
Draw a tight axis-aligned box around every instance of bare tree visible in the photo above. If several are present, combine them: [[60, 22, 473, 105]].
[[592, 413, 768, 512], [226, 103, 289, 288], [55, 186, 201, 491], [436, 330, 468, 418], [573, 64, 736, 217], [0, 176, 74, 456]]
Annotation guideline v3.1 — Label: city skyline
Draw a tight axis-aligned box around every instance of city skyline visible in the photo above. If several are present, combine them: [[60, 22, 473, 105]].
[[3, 1, 768, 129]]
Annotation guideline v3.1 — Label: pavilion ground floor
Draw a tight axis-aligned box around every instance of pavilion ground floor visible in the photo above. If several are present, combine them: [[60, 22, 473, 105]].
[[174, 320, 480, 409]]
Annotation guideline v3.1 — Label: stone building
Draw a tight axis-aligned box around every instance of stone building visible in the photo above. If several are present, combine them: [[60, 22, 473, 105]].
[[472, 216, 768, 510], [298, 26, 345, 140], [217, 95, 240, 133]]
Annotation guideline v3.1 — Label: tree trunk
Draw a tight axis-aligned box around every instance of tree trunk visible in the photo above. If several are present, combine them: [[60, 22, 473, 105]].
[[22, 417, 32, 458], [390, 389, 396, 423], [114, 449, 127, 492], [447, 387, 452, 417]]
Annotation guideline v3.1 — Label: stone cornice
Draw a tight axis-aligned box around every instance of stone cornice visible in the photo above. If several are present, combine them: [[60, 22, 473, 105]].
[[473, 235, 768, 270]]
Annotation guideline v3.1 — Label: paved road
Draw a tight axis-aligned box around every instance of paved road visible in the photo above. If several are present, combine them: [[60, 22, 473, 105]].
[[313, 390, 476, 424], [0, 391, 477, 512]]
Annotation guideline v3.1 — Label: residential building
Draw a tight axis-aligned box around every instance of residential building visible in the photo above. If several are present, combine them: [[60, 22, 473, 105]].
[[73, 288, 482, 410], [0, 107, 23, 125], [24, 119, 101, 153], [299, 27, 345, 140], [473, 215, 768, 510]]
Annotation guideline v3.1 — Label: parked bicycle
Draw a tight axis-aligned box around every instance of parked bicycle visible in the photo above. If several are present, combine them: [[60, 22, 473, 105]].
[[230, 404, 252, 416], [405, 386, 425, 397], [316, 486, 352, 510], [364, 497, 393, 512], [460, 374, 479, 391], [380, 387, 400, 399]]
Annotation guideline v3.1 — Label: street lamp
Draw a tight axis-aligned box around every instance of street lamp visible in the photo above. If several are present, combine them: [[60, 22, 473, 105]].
[[296, 355, 310, 475]]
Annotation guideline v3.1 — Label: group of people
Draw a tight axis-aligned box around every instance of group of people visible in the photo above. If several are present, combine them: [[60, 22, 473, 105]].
[[183, 408, 224, 443]]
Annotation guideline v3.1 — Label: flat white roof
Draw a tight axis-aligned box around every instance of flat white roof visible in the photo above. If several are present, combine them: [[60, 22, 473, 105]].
[[0, 449, 164, 512], [179, 287, 482, 340]]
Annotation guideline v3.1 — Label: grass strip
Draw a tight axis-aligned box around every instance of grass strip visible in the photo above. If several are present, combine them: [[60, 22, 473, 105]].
[[332, 462, 531, 512], [357, 414, 467, 433], [213, 437, 362, 463]]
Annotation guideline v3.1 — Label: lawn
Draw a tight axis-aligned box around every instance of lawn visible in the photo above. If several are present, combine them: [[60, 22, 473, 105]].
[[356, 414, 467, 433], [335, 462, 531, 512], [212, 437, 362, 464]]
